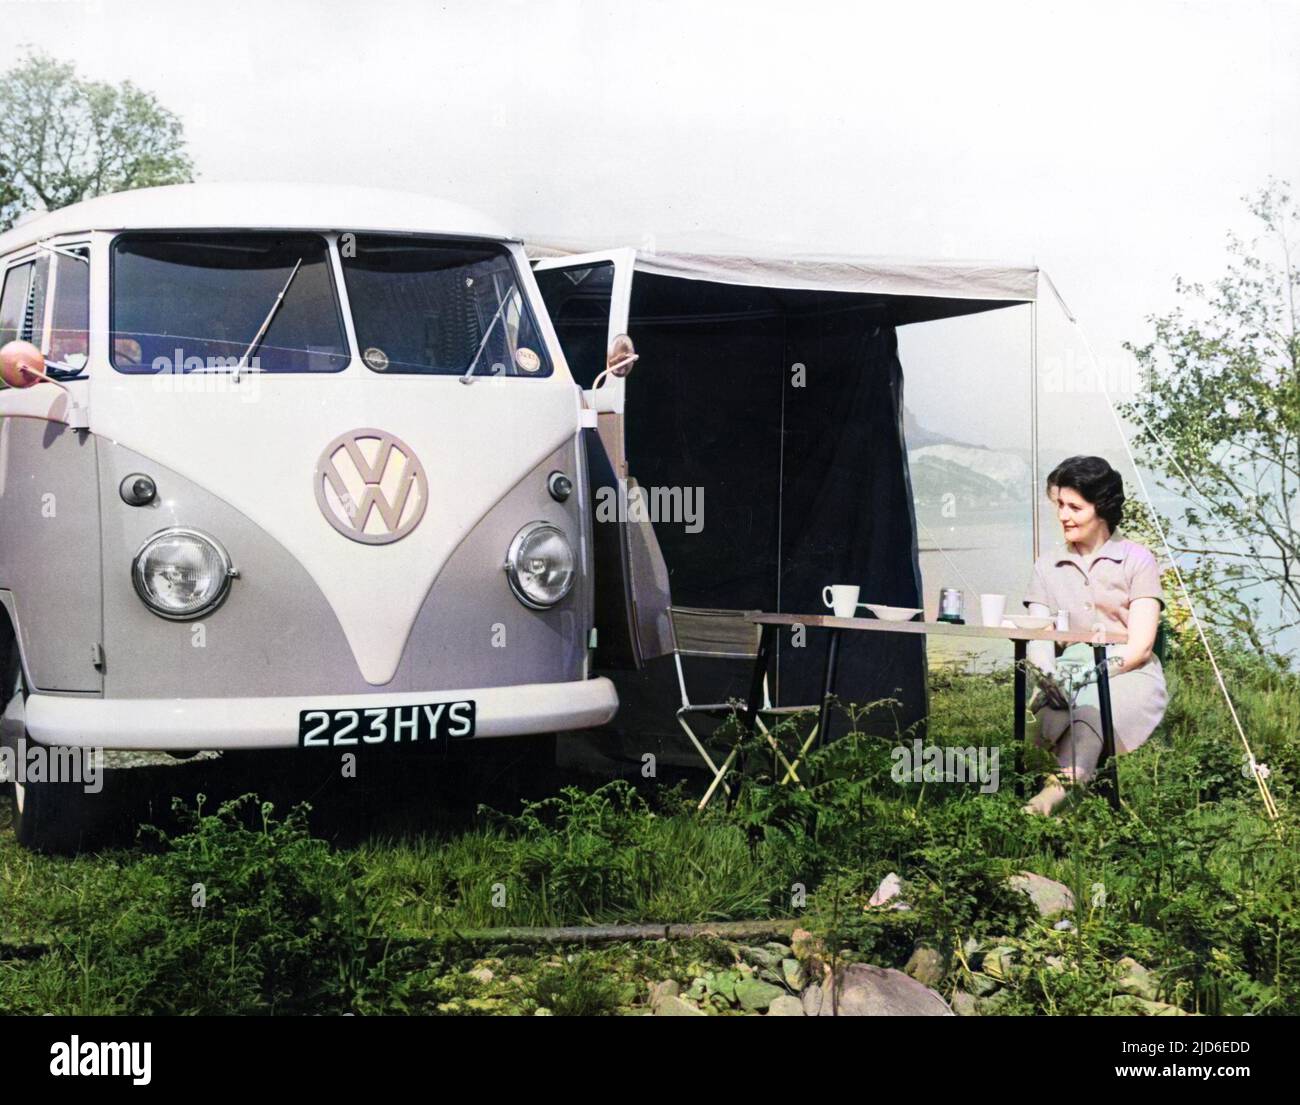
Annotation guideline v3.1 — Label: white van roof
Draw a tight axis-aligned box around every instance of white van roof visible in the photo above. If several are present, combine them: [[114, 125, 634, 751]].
[[0, 182, 514, 254]]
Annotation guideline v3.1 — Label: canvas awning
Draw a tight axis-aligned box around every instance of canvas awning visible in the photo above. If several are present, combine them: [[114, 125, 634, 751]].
[[527, 239, 1039, 325]]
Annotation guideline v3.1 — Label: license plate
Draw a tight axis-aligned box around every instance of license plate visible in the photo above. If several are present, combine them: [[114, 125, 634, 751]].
[[298, 700, 476, 748]]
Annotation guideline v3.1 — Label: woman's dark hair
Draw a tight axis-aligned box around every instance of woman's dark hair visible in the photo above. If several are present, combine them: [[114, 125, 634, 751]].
[[1046, 455, 1125, 530]]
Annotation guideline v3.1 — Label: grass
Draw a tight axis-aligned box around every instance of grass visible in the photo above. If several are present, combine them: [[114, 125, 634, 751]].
[[2, 640, 1299, 1015]]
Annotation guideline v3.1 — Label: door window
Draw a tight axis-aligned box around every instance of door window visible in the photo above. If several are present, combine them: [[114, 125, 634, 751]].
[[48, 247, 89, 370]]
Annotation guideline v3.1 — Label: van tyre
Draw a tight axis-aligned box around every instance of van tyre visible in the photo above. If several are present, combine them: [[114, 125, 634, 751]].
[[1, 661, 102, 855]]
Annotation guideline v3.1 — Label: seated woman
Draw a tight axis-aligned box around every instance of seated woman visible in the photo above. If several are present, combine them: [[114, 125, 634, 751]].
[[1021, 455, 1167, 815]]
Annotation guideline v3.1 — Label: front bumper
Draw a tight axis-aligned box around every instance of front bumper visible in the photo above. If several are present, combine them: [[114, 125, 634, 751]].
[[24, 678, 619, 750]]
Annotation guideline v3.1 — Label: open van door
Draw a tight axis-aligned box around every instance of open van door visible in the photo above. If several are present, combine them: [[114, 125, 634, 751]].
[[533, 249, 672, 669]]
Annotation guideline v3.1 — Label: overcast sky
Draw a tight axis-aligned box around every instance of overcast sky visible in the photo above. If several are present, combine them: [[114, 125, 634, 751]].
[[8, 0, 1299, 470]]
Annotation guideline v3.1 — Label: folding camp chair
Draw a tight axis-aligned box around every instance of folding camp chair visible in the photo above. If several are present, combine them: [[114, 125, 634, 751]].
[[669, 606, 820, 810]]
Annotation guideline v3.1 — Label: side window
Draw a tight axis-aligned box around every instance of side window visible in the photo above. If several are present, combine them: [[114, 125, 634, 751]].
[[47, 248, 90, 370], [0, 261, 33, 347], [533, 261, 615, 388]]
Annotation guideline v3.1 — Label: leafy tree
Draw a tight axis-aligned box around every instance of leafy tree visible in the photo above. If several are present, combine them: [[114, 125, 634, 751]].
[[0, 52, 193, 229], [1122, 181, 1300, 658]]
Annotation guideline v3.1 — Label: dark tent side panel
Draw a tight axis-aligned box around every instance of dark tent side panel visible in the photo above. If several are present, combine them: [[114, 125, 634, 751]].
[[549, 270, 928, 771]]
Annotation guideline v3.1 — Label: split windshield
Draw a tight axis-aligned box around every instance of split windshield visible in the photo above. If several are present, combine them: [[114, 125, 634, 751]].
[[341, 235, 552, 377], [111, 232, 350, 373]]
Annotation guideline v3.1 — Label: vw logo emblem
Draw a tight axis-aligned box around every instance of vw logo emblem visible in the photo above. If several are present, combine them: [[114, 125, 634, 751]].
[[314, 428, 428, 544]]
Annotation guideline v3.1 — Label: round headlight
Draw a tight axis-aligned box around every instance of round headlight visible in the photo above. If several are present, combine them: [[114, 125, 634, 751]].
[[504, 522, 576, 609], [132, 528, 236, 620]]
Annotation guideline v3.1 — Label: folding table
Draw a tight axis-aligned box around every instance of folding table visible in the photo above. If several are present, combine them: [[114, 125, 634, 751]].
[[742, 613, 1129, 809]]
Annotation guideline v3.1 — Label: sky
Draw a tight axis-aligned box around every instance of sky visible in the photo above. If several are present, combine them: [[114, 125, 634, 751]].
[[6, 0, 1298, 467]]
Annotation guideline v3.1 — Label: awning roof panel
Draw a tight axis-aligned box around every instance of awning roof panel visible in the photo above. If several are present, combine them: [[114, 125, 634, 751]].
[[528, 240, 1038, 323]]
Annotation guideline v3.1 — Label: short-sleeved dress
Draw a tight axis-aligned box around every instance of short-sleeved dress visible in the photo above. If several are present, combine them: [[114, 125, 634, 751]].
[[1022, 533, 1168, 755]]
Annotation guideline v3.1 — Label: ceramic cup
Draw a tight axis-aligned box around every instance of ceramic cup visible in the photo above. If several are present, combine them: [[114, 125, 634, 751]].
[[822, 584, 861, 619], [980, 592, 1007, 627]]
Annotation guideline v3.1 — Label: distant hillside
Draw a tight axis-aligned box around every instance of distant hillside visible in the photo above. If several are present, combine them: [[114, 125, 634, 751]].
[[902, 406, 966, 450], [904, 408, 1055, 507]]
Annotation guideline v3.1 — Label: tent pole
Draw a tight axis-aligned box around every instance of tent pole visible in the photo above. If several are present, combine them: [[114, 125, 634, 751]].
[[1030, 300, 1040, 560]]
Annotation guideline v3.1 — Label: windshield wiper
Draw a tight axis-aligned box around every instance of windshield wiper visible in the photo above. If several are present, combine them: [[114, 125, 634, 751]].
[[234, 258, 303, 382], [459, 283, 513, 385]]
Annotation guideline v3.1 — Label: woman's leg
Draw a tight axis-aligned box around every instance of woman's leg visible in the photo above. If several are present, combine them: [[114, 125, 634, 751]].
[[1023, 710, 1104, 815], [1055, 707, 1104, 784]]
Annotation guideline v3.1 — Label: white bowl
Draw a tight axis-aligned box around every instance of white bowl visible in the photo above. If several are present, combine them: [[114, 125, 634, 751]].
[[863, 604, 923, 622], [1001, 614, 1054, 630]]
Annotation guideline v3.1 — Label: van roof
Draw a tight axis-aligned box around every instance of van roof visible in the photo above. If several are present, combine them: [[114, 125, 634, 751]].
[[0, 182, 514, 254]]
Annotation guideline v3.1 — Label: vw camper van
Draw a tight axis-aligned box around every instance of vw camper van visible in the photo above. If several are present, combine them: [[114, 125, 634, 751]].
[[0, 183, 649, 851]]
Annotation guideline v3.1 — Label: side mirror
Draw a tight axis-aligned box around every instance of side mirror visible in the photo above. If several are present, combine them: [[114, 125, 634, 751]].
[[0, 340, 47, 389], [606, 334, 638, 378]]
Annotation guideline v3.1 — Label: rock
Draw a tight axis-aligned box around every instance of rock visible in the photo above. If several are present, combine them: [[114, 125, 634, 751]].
[[648, 979, 680, 1010], [1044, 955, 1065, 971], [867, 872, 911, 910], [781, 958, 806, 991], [709, 970, 741, 1003], [1116, 957, 1159, 1002], [904, 944, 946, 988], [1053, 919, 1076, 932], [791, 928, 825, 963], [654, 994, 706, 1016], [982, 946, 1017, 982], [950, 991, 979, 1017], [766, 994, 805, 1016], [790, 931, 830, 978], [742, 945, 784, 970], [968, 973, 1000, 997], [1008, 872, 1075, 918], [1117, 995, 1189, 1016], [736, 978, 786, 1012], [869, 872, 903, 906], [468, 967, 495, 984], [763, 942, 794, 959], [534, 1007, 553, 1016], [802, 963, 952, 1016]]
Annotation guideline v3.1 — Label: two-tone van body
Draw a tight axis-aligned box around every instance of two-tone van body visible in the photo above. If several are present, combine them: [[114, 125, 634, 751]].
[[0, 183, 627, 850]]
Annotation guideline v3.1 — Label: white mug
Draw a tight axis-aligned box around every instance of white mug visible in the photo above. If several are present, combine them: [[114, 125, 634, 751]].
[[822, 584, 861, 619], [980, 593, 1007, 627]]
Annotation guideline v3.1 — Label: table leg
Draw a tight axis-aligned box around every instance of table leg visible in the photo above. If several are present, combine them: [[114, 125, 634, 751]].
[[733, 624, 775, 806], [1013, 638, 1027, 799], [815, 628, 842, 749], [1093, 644, 1121, 810], [743, 625, 774, 735]]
